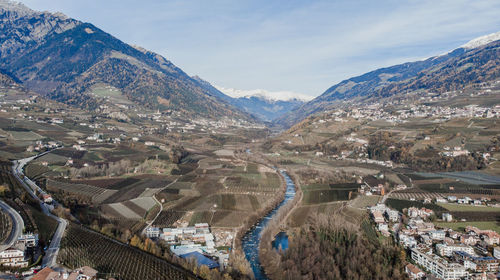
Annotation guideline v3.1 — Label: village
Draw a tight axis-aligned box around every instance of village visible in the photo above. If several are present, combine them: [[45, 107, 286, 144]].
[[370, 196, 500, 280]]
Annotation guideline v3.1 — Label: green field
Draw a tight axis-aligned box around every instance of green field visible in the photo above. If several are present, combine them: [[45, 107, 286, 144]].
[[437, 203, 500, 212], [9, 131, 43, 141], [351, 195, 381, 208], [435, 221, 500, 234], [303, 189, 357, 205]]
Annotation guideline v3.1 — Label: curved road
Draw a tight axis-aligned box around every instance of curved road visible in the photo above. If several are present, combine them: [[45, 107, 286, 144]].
[[0, 199, 24, 252], [11, 151, 67, 268]]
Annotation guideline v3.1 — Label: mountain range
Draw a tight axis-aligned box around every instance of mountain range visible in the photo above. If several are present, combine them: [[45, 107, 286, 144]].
[[1, 0, 500, 127], [0, 0, 254, 120], [215, 86, 310, 122], [276, 31, 500, 127]]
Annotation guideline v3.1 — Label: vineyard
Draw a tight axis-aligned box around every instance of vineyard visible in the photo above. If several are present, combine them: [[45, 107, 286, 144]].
[[223, 172, 281, 193], [301, 184, 358, 205], [386, 198, 447, 213], [46, 179, 115, 204], [302, 189, 357, 204], [391, 190, 500, 201], [155, 211, 185, 227], [0, 210, 12, 244], [71, 178, 138, 189], [58, 223, 197, 280], [24, 163, 50, 180]]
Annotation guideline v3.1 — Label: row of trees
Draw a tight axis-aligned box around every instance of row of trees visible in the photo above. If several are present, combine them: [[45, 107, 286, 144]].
[[69, 159, 133, 178]]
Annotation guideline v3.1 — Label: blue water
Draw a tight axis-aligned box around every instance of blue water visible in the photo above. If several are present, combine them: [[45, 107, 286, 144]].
[[271, 232, 289, 251], [241, 170, 296, 280]]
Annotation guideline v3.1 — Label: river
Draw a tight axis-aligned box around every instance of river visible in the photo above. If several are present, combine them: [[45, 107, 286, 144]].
[[241, 170, 296, 280]]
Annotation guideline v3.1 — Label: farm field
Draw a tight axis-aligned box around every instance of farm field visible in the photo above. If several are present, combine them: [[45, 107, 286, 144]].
[[385, 198, 447, 213], [417, 171, 500, 185], [350, 195, 381, 209], [287, 203, 344, 227], [58, 223, 195, 280], [435, 221, 500, 234], [301, 183, 358, 205], [437, 203, 500, 212], [46, 179, 117, 204], [389, 191, 500, 201]]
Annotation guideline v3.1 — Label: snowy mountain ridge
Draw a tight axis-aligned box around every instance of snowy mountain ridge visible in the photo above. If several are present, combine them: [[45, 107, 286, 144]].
[[215, 86, 313, 102], [460, 30, 500, 49]]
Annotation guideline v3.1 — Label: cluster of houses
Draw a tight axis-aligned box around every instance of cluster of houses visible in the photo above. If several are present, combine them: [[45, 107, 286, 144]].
[[26, 140, 61, 153], [370, 200, 500, 279], [360, 175, 391, 196], [369, 204, 400, 237], [0, 233, 38, 268], [441, 146, 471, 157], [435, 196, 497, 208], [324, 93, 500, 126], [145, 223, 228, 270]]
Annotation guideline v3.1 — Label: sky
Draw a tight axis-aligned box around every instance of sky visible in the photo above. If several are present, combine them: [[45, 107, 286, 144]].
[[18, 0, 500, 99]]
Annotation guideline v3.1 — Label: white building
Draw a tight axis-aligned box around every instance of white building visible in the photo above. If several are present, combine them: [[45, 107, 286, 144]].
[[387, 210, 399, 222], [399, 234, 417, 248], [494, 247, 500, 259], [442, 213, 453, 222], [429, 230, 446, 240], [378, 223, 389, 232], [146, 227, 160, 239], [17, 233, 38, 247], [411, 247, 467, 280], [436, 243, 474, 257], [0, 247, 28, 267]]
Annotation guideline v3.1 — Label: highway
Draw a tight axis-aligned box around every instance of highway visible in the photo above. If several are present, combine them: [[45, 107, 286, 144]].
[[0, 199, 24, 252], [11, 150, 68, 268]]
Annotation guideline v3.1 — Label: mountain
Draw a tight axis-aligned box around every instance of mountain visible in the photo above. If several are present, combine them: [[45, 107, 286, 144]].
[[191, 76, 308, 121], [0, 0, 252, 120], [215, 86, 309, 122], [276, 32, 500, 127], [0, 69, 16, 87]]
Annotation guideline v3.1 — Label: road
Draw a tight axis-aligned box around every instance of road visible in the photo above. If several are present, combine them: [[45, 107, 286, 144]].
[[11, 150, 68, 268], [0, 199, 24, 252], [380, 176, 413, 204], [141, 178, 178, 235]]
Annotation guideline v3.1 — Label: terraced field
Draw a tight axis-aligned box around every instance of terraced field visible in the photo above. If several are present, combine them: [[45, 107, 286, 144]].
[[154, 211, 185, 227], [102, 178, 173, 204], [58, 223, 196, 280], [46, 179, 117, 204], [102, 197, 157, 220]]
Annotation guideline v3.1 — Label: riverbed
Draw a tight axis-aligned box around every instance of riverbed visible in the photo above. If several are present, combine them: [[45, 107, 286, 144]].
[[241, 170, 296, 280]]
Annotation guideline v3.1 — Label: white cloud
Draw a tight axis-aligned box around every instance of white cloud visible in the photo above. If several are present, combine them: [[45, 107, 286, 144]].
[[215, 86, 313, 102]]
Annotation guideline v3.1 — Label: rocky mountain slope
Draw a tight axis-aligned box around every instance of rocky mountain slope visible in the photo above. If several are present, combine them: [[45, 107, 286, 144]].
[[0, 69, 16, 87], [0, 0, 252, 120], [277, 34, 500, 127]]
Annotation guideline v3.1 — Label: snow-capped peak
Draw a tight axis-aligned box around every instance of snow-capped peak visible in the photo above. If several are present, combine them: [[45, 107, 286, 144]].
[[460, 31, 500, 49], [215, 86, 313, 102]]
